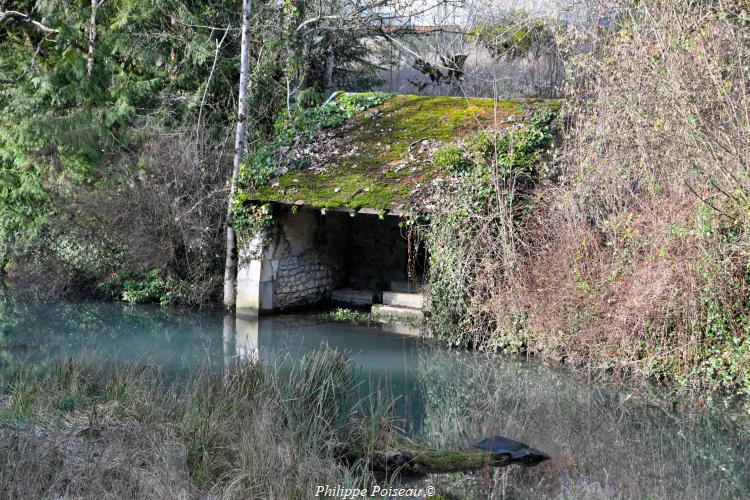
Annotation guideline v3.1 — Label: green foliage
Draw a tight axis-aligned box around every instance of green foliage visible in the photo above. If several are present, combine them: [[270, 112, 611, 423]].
[[232, 92, 395, 240], [102, 269, 186, 306], [0, 1, 240, 300], [434, 146, 471, 173], [425, 110, 557, 346], [230, 201, 276, 247], [297, 88, 325, 109], [238, 95, 390, 192], [321, 307, 375, 325], [336, 92, 396, 114], [468, 12, 554, 59], [249, 96, 556, 212]]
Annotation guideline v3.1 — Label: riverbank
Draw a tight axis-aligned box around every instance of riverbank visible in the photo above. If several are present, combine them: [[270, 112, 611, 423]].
[[0, 352, 549, 499], [1, 302, 749, 498], [0, 352, 378, 498]]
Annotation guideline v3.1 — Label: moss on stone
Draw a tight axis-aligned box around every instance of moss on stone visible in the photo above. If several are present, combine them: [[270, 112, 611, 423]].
[[248, 94, 561, 212]]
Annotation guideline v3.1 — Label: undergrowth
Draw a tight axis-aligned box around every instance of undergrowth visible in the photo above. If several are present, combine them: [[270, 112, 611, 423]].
[[421, 0, 750, 405], [0, 351, 393, 498], [422, 109, 557, 347], [322, 307, 376, 325]]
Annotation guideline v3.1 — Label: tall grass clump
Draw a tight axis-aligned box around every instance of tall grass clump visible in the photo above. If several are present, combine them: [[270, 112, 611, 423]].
[[424, 0, 750, 401], [0, 351, 380, 498]]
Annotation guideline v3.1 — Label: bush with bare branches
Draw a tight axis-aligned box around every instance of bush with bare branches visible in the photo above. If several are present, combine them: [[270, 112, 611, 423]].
[[426, 0, 750, 400]]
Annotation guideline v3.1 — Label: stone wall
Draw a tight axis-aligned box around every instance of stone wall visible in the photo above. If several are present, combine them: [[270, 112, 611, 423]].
[[236, 204, 415, 313], [346, 214, 408, 290], [236, 206, 348, 312]]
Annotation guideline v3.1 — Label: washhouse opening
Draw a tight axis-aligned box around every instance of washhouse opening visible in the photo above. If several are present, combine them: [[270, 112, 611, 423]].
[[270, 203, 427, 311]]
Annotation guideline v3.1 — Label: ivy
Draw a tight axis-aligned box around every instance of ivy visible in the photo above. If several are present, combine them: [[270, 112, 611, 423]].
[[423, 109, 557, 346]]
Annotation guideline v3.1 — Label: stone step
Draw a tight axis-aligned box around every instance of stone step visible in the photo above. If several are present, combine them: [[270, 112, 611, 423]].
[[331, 289, 379, 306], [382, 291, 423, 309], [390, 281, 424, 293], [371, 304, 424, 322]]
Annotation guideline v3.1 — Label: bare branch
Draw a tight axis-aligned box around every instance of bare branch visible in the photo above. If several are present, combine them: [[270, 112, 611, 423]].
[[0, 9, 59, 35]]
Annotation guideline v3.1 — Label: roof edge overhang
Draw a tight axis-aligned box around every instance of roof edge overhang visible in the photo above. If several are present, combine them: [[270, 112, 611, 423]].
[[264, 199, 415, 218]]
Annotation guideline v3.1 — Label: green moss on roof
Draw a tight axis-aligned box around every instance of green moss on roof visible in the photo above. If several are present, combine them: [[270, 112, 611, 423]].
[[249, 93, 561, 212]]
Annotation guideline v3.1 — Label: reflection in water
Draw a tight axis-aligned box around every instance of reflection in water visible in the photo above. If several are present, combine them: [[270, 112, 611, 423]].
[[234, 314, 259, 362], [222, 313, 235, 371], [1, 299, 749, 498], [232, 315, 426, 431], [414, 351, 750, 498]]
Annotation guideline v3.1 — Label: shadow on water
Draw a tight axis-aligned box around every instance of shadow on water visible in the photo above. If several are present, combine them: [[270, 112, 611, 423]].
[[1, 296, 749, 498]]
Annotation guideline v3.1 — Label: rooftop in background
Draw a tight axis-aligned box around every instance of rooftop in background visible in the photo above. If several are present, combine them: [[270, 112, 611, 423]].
[[249, 94, 561, 215]]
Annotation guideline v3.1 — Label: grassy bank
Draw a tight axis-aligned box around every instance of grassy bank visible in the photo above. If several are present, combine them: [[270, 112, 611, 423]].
[[0, 351, 378, 498], [1, 334, 748, 498]]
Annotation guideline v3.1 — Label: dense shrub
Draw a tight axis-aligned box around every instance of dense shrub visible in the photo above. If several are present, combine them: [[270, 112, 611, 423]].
[[434, 145, 472, 173], [423, 109, 557, 346], [424, 0, 750, 401]]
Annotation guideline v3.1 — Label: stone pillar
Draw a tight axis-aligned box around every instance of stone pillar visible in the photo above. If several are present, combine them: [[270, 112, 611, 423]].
[[235, 233, 262, 313], [236, 231, 279, 314], [235, 206, 344, 313]]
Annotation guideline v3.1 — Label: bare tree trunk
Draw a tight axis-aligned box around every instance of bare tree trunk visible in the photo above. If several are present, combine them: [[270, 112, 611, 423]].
[[223, 0, 253, 309], [87, 0, 98, 76], [324, 35, 335, 90]]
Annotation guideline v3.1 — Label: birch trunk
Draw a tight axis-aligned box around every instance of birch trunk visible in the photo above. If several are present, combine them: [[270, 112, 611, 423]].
[[87, 0, 98, 76], [223, 0, 253, 309]]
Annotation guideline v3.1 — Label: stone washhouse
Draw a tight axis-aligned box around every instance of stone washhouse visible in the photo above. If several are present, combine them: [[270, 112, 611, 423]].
[[234, 93, 560, 328]]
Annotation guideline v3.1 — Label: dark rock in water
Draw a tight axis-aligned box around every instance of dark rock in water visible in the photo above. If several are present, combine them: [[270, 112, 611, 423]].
[[474, 435, 550, 466]]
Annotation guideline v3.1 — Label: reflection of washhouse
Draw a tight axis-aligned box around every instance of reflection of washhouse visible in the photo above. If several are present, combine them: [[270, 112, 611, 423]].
[[235, 314, 260, 361], [222, 313, 259, 368], [223, 314, 428, 434]]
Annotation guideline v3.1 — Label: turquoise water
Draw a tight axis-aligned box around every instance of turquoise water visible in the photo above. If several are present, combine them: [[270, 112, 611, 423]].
[[1, 299, 749, 498]]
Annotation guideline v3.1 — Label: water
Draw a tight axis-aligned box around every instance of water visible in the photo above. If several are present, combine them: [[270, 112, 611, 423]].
[[1, 299, 749, 498]]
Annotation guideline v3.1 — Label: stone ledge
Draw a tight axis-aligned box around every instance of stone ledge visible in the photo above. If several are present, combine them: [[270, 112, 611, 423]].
[[331, 289, 380, 306], [382, 292, 423, 309], [371, 304, 424, 322]]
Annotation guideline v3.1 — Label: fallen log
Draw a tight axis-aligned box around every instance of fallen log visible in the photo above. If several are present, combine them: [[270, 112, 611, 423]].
[[330, 435, 549, 475]]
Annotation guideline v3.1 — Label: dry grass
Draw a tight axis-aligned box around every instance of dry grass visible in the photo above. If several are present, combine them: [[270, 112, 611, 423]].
[[425, 0, 750, 399], [516, 0, 750, 394], [413, 348, 750, 499], [0, 352, 376, 499]]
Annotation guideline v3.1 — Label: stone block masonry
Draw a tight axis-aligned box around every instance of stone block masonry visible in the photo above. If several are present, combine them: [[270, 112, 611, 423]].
[[235, 203, 419, 314], [236, 206, 347, 313], [273, 246, 342, 308]]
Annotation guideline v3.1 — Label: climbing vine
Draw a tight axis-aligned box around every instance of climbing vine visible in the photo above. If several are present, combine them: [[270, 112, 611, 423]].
[[420, 109, 558, 347]]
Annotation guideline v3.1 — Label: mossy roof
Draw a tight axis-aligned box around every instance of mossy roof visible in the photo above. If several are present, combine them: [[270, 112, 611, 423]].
[[251, 94, 561, 214]]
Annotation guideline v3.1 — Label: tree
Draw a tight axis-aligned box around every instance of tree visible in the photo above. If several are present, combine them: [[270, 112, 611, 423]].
[[0, 1, 241, 301], [87, 0, 99, 76], [224, 0, 253, 309]]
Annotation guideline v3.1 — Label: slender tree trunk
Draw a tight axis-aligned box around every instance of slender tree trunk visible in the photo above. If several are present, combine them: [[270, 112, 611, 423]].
[[87, 0, 98, 76], [324, 40, 335, 90], [223, 0, 253, 309]]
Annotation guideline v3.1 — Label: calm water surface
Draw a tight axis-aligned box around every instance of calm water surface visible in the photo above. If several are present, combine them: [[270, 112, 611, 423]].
[[1, 299, 749, 498]]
